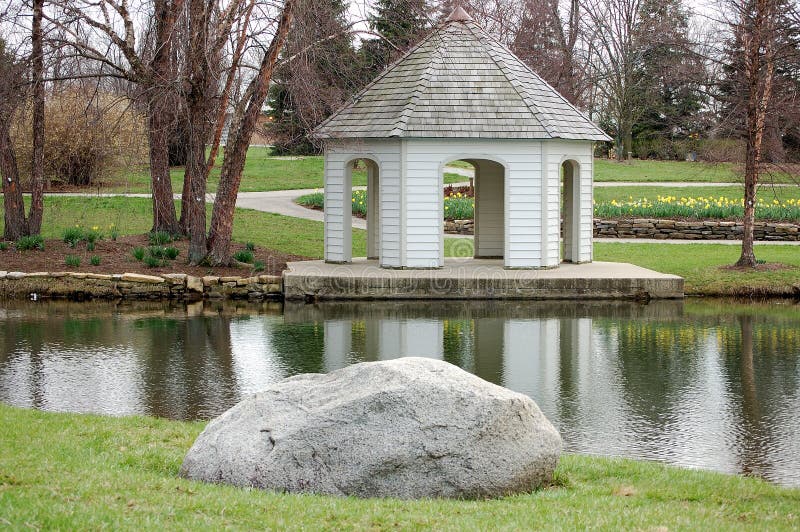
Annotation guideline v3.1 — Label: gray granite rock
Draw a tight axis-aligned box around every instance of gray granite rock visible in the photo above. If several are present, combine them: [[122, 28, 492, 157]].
[[180, 357, 561, 499]]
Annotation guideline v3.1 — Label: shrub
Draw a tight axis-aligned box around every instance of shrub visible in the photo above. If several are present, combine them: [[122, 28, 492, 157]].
[[0, 242, 8, 251], [65, 255, 81, 267], [697, 138, 746, 163], [10, 89, 147, 187], [62, 227, 84, 248], [16, 235, 44, 251], [149, 231, 172, 245], [234, 250, 254, 264], [143, 255, 162, 268], [87, 241, 95, 252], [253, 260, 265, 272], [164, 247, 180, 260], [245, 242, 256, 252], [132, 247, 146, 261], [90, 255, 101, 266], [109, 224, 119, 241]]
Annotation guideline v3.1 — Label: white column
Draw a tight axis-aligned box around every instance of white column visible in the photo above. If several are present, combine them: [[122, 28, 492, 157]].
[[324, 153, 352, 264]]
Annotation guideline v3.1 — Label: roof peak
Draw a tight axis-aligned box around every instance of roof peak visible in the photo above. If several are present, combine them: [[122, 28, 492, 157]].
[[446, 6, 472, 22]]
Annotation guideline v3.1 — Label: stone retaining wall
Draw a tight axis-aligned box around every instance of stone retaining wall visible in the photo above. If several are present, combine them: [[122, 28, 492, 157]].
[[0, 271, 283, 301], [445, 218, 800, 241], [593, 219, 799, 240]]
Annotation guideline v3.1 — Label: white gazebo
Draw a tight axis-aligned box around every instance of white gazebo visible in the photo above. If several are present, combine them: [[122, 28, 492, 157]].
[[313, 7, 610, 269]]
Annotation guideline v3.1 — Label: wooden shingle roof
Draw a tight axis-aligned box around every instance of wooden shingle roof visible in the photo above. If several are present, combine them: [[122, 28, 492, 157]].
[[314, 11, 610, 141]]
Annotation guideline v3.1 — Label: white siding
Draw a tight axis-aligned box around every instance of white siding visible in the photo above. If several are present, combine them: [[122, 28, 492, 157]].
[[406, 139, 544, 269], [324, 139, 402, 266], [546, 140, 594, 264]]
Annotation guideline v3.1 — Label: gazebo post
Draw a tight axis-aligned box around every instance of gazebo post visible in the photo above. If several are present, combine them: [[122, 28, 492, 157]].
[[323, 152, 352, 264]]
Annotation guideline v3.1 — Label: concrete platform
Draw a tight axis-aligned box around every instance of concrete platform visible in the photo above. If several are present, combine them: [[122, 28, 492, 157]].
[[283, 259, 684, 301]]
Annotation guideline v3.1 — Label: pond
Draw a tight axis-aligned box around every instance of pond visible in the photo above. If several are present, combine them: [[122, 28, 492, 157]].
[[1, 298, 798, 488]]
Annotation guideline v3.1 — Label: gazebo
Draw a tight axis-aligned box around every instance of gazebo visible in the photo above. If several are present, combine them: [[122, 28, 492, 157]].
[[313, 7, 610, 269]]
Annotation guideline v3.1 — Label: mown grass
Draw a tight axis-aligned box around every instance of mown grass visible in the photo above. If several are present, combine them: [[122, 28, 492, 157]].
[[0, 196, 470, 260], [105, 148, 464, 193], [0, 404, 797, 530], [100, 150, 800, 194]]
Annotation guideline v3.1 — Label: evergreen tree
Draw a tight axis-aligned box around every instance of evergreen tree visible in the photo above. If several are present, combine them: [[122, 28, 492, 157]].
[[267, 0, 361, 154], [361, 0, 432, 76], [631, 0, 708, 158]]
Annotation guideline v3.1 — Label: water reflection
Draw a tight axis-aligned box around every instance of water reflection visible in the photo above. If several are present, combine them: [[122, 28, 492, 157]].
[[0, 298, 798, 487]]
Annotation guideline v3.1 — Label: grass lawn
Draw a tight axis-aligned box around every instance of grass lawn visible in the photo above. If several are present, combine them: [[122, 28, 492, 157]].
[[98, 148, 800, 195], [106, 148, 464, 194], [1, 197, 798, 296], [1, 404, 797, 530]]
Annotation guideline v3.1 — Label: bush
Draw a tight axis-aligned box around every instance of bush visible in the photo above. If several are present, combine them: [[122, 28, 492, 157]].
[[90, 255, 101, 266], [0, 242, 8, 251], [16, 235, 44, 251], [132, 247, 146, 261], [697, 139, 745, 163], [234, 250, 254, 264], [65, 255, 81, 267], [245, 242, 256, 252], [164, 247, 180, 260], [253, 260, 265, 272], [11, 89, 147, 187]]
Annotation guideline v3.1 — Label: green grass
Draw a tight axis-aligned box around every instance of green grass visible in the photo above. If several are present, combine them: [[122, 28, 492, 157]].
[[105, 148, 464, 193], [0, 404, 797, 530], [595, 243, 800, 296], [594, 159, 800, 183]]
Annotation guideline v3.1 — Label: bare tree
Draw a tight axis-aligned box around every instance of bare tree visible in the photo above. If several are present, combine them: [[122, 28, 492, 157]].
[[207, 0, 295, 265], [28, 0, 45, 234], [727, 0, 780, 267], [0, 39, 30, 241], [512, 0, 582, 105]]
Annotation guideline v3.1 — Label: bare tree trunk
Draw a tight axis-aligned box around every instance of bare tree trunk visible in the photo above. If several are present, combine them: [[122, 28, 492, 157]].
[[148, 0, 183, 234], [148, 94, 181, 234], [0, 122, 28, 240], [207, 0, 295, 264], [736, 0, 775, 268], [184, 0, 213, 264], [28, 0, 45, 235]]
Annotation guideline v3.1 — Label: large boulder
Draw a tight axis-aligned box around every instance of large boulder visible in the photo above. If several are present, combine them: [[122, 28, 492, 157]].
[[180, 357, 561, 499]]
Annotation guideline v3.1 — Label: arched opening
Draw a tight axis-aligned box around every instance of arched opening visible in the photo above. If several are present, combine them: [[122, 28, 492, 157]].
[[442, 158, 505, 260], [343, 158, 380, 261], [561, 160, 581, 262]]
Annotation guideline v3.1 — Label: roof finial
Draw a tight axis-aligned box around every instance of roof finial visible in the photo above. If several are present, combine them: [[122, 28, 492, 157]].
[[446, 5, 472, 22]]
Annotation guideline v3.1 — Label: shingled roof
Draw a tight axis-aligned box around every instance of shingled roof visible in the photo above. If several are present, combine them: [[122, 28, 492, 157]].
[[313, 8, 610, 141]]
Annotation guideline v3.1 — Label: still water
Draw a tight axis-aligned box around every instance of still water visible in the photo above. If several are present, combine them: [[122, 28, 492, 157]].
[[1, 298, 799, 487]]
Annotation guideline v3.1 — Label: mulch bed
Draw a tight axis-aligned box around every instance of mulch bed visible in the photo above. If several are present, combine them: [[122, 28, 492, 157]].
[[0, 235, 308, 277], [720, 262, 795, 272]]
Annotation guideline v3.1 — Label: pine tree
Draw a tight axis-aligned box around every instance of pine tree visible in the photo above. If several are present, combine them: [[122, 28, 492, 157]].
[[631, 0, 707, 158], [361, 0, 432, 76], [267, 0, 361, 154]]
